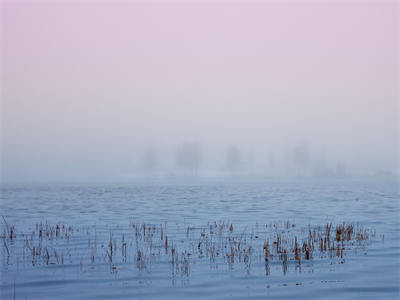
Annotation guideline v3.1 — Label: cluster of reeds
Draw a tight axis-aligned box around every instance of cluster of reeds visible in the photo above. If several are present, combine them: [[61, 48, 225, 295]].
[[1, 219, 376, 277]]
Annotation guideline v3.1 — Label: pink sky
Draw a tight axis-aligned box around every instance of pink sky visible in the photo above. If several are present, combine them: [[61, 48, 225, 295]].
[[2, 1, 398, 181]]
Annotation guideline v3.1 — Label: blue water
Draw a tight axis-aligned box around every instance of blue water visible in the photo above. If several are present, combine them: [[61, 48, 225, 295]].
[[1, 178, 399, 299]]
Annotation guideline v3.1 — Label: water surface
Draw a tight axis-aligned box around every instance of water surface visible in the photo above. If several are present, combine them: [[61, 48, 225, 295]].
[[1, 178, 399, 299]]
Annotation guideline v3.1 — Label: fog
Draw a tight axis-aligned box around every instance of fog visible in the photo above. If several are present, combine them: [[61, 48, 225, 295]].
[[1, 1, 398, 183]]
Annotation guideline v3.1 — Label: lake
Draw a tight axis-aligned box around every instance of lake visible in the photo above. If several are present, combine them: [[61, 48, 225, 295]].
[[1, 178, 399, 299]]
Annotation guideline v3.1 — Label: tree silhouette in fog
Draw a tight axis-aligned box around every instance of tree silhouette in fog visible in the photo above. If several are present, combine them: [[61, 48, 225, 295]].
[[141, 146, 158, 173], [292, 142, 310, 177], [225, 145, 241, 174], [175, 143, 202, 176]]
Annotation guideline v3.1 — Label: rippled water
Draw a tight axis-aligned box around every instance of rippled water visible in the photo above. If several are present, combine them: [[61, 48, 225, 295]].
[[1, 178, 399, 299]]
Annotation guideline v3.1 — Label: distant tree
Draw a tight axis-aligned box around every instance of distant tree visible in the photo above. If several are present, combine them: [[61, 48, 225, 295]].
[[141, 146, 157, 172], [268, 151, 276, 168], [335, 162, 347, 178], [265, 151, 276, 176], [225, 145, 241, 173], [292, 142, 310, 176], [175, 143, 202, 175]]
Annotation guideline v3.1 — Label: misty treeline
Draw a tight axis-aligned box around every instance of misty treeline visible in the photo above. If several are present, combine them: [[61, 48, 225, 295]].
[[133, 141, 350, 179]]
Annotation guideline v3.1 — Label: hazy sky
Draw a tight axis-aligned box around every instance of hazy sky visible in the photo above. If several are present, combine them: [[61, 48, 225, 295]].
[[1, 1, 398, 182]]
